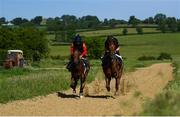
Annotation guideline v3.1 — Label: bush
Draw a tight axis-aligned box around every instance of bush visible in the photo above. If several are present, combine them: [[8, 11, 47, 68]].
[[122, 28, 128, 35], [0, 49, 7, 65], [157, 52, 172, 60], [138, 55, 156, 61], [50, 55, 68, 60], [138, 53, 172, 61], [136, 26, 143, 34], [84, 37, 105, 59], [141, 91, 180, 115]]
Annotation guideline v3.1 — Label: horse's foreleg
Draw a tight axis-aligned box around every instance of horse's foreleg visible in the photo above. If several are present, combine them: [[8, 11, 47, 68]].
[[70, 77, 76, 94], [105, 77, 111, 92], [115, 77, 120, 96], [80, 76, 86, 97]]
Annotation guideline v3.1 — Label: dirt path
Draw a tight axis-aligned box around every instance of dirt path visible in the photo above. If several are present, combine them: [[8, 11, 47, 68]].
[[0, 63, 173, 116]]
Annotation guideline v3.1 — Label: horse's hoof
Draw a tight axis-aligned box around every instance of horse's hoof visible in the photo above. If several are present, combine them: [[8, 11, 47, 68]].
[[73, 90, 76, 94], [106, 87, 110, 92], [80, 95, 84, 99], [79, 93, 83, 98], [70, 84, 74, 89], [114, 92, 119, 96]]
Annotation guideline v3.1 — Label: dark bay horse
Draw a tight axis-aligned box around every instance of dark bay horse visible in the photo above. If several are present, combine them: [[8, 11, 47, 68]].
[[102, 40, 124, 96], [70, 50, 89, 98]]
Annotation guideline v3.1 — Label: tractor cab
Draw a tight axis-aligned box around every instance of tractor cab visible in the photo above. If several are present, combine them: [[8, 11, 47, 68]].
[[4, 50, 25, 69]]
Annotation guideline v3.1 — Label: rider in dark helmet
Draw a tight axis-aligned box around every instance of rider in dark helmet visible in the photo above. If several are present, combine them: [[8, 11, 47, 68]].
[[66, 34, 89, 72], [102, 35, 122, 66], [73, 34, 83, 52]]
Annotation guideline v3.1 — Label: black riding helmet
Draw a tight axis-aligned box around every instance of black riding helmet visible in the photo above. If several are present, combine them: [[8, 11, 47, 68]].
[[73, 34, 83, 46]]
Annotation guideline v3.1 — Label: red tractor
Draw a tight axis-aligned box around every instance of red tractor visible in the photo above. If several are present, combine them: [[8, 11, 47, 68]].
[[3, 50, 25, 69]]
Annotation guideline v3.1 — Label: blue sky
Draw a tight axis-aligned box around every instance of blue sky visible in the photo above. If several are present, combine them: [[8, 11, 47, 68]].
[[0, 0, 180, 21]]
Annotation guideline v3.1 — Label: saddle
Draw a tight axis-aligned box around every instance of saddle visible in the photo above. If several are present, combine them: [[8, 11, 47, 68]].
[[102, 53, 123, 66], [81, 58, 90, 74]]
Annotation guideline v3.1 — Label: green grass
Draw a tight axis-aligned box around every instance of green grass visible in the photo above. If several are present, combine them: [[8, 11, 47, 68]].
[[31, 59, 68, 68], [140, 91, 180, 115], [46, 34, 55, 41], [49, 45, 70, 57], [0, 68, 70, 103], [133, 91, 142, 98], [0, 67, 31, 79], [0, 66, 99, 103], [118, 33, 180, 71]]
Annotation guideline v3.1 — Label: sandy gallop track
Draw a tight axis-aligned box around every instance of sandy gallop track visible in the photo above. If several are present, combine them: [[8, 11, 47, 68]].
[[0, 63, 173, 116]]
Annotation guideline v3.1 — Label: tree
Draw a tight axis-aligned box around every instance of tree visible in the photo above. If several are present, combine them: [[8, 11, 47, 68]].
[[61, 15, 78, 30], [103, 18, 109, 26], [11, 17, 29, 25], [128, 16, 141, 27], [166, 17, 177, 32], [46, 17, 63, 31], [118, 20, 128, 24], [122, 28, 128, 35], [154, 13, 166, 24], [177, 19, 180, 31], [159, 20, 168, 33], [143, 17, 154, 24], [0, 17, 6, 25], [21, 22, 35, 28], [79, 15, 100, 29], [109, 19, 118, 28], [31, 16, 43, 25]]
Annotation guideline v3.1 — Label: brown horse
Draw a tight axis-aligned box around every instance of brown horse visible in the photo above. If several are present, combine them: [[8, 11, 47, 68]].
[[102, 40, 123, 96], [70, 50, 89, 98]]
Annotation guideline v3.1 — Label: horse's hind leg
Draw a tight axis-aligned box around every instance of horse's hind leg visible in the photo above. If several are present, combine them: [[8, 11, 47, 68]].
[[105, 77, 111, 92]]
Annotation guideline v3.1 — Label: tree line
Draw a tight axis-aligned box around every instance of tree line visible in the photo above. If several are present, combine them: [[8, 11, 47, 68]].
[[0, 13, 180, 32], [0, 13, 180, 62]]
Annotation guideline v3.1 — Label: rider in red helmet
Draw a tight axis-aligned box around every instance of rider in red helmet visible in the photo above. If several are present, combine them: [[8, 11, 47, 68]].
[[67, 34, 89, 71]]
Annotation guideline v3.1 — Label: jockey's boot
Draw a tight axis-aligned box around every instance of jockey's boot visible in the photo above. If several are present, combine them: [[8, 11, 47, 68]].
[[101, 56, 105, 66], [101, 52, 108, 66], [82, 59, 89, 71], [115, 52, 122, 64], [66, 60, 73, 72]]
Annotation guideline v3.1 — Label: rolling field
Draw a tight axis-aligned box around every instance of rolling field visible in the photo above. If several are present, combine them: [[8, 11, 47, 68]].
[[0, 32, 180, 115], [79, 28, 160, 37]]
